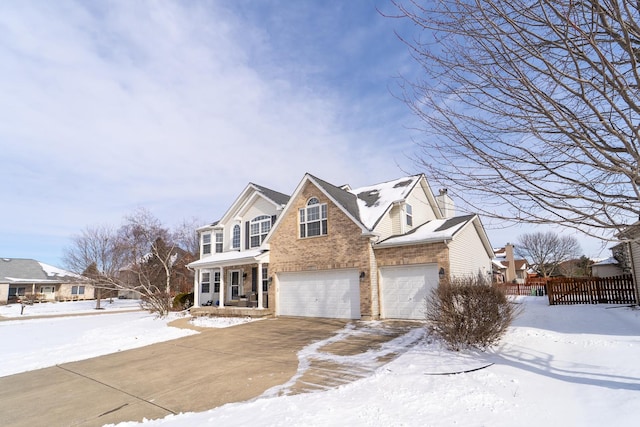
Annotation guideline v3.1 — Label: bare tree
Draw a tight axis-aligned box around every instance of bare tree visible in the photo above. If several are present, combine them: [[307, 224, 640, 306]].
[[64, 209, 195, 317], [63, 225, 124, 309], [516, 231, 582, 277], [391, 0, 640, 241]]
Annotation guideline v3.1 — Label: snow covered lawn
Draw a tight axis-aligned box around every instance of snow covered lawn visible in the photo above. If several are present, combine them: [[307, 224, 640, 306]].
[[112, 297, 640, 426], [1, 297, 638, 426]]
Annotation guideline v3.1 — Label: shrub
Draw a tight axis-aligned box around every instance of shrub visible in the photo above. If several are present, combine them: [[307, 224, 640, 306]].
[[425, 276, 521, 351], [172, 292, 194, 310]]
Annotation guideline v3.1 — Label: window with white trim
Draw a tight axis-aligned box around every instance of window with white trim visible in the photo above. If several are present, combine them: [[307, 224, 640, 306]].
[[406, 203, 413, 227], [213, 271, 221, 293], [250, 215, 271, 248], [299, 197, 327, 238], [202, 233, 211, 255], [232, 224, 241, 249], [262, 266, 269, 292], [201, 272, 211, 293], [215, 231, 223, 253], [71, 285, 85, 295]]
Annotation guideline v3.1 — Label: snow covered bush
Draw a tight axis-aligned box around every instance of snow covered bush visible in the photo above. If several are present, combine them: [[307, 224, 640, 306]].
[[425, 277, 521, 351]]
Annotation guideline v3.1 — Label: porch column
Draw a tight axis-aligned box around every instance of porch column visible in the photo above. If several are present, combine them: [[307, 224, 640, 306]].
[[219, 266, 225, 308], [257, 262, 264, 309], [193, 269, 200, 307]]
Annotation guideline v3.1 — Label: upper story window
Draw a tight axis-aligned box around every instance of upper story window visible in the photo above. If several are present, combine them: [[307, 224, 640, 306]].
[[406, 203, 413, 227], [250, 215, 271, 248], [299, 197, 327, 238], [202, 233, 211, 255], [232, 224, 241, 249], [215, 231, 223, 253]]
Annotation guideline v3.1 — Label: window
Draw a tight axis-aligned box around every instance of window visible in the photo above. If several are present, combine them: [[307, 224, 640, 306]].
[[262, 266, 269, 292], [213, 271, 221, 293], [71, 286, 85, 295], [299, 197, 327, 238], [201, 272, 211, 293], [406, 203, 413, 227], [202, 233, 211, 255], [250, 215, 271, 247], [9, 287, 25, 297], [232, 224, 241, 249], [215, 231, 223, 253]]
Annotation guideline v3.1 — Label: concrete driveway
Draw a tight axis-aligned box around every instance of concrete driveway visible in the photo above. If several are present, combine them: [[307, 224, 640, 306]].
[[0, 317, 421, 427]]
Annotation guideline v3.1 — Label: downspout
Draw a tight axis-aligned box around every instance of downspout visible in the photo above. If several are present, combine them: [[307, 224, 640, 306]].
[[626, 241, 640, 305]]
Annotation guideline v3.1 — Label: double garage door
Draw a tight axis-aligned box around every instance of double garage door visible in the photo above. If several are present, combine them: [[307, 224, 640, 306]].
[[379, 264, 439, 320], [276, 264, 438, 320], [277, 269, 360, 319]]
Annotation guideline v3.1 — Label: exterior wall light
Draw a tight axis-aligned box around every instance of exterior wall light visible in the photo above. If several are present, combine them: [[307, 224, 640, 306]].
[[438, 267, 446, 280]]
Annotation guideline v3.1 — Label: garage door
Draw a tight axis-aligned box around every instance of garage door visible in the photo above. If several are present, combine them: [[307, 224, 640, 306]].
[[379, 264, 439, 320], [277, 269, 360, 319]]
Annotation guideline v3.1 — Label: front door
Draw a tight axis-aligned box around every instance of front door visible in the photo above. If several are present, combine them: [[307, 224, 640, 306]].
[[229, 270, 241, 300]]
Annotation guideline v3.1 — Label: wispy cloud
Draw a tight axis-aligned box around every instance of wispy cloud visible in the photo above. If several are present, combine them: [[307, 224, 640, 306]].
[[0, 1, 416, 263]]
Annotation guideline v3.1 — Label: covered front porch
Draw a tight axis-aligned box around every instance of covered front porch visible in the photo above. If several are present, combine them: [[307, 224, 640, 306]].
[[190, 305, 274, 318], [188, 249, 271, 312]]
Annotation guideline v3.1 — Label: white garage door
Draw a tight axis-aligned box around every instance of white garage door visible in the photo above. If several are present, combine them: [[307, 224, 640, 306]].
[[380, 264, 439, 320], [277, 269, 360, 319]]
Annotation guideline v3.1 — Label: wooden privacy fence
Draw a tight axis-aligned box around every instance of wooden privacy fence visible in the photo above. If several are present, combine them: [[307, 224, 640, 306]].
[[501, 281, 546, 296], [546, 275, 637, 305]]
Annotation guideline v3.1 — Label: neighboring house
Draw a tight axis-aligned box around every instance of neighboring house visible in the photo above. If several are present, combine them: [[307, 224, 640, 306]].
[[492, 244, 528, 284], [190, 173, 494, 320], [0, 258, 93, 304], [610, 225, 640, 302], [188, 183, 291, 309], [591, 256, 624, 278]]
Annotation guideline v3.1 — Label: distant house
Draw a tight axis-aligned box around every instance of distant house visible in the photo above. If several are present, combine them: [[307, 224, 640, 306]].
[[190, 173, 494, 320], [0, 258, 93, 304], [591, 256, 624, 278], [492, 244, 528, 284]]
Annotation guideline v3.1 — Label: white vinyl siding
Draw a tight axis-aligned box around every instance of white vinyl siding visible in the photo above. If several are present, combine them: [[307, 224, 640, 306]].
[[277, 269, 360, 319], [447, 223, 491, 281], [405, 187, 438, 223], [373, 210, 394, 241], [243, 197, 275, 222]]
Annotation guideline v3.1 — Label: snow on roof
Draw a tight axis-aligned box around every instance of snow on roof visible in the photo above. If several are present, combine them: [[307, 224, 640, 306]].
[[0, 258, 77, 283], [376, 215, 473, 247], [591, 257, 618, 266], [38, 262, 78, 278], [349, 175, 420, 230]]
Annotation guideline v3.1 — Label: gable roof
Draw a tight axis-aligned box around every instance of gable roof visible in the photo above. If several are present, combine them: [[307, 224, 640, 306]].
[[251, 183, 291, 207], [265, 173, 449, 244], [349, 175, 423, 230], [312, 175, 362, 224], [0, 258, 77, 284], [208, 183, 290, 228]]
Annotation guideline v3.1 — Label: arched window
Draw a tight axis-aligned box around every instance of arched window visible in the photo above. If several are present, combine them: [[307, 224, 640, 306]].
[[250, 215, 271, 248], [299, 197, 327, 237], [232, 224, 241, 249]]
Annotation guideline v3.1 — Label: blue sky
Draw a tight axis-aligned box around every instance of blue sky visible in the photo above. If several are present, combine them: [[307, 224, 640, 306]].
[[0, 1, 608, 266]]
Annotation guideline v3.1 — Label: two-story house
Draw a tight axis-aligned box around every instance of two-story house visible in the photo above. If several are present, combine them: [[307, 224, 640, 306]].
[[190, 173, 494, 320], [188, 183, 290, 309]]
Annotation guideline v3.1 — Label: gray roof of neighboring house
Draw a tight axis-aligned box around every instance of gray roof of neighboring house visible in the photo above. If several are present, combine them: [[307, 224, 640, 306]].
[[252, 183, 291, 207], [0, 258, 76, 284]]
